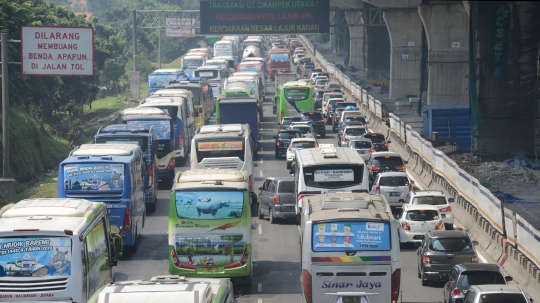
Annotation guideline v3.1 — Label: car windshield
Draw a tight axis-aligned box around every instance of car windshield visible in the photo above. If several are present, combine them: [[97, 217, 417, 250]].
[[413, 196, 448, 205], [345, 128, 366, 136], [379, 176, 409, 186], [457, 271, 505, 290], [405, 210, 440, 221], [336, 103, 357, 109], [278, 181, 295, 193], [291, 141, 316, 149], [478, 293, 527, 303], [429, 238, 472, 252], [350, 141, 372, 149], [372, 156, 404, 167]]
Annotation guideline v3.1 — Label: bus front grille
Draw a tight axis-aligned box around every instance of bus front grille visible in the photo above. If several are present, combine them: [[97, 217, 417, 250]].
[[0, 277, 69, 292]]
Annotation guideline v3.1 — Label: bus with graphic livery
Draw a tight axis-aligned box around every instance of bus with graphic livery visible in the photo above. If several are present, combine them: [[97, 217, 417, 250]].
[[278, 81, 314, 124], [165, 78, 215, 127], [58, 144, 145, 253], [169, 169, 253, 285]]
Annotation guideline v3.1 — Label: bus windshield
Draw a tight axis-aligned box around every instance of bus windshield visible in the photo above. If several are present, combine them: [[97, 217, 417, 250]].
[[63, 163, 125, 192], [284, 88, 310, 101], [196, 139, 245, 162], [270, 53, 289, 62], [302, 165, 364, 189], [312, 221, 390, 251], [239, 65, 261, 73], [175, 190, 244, 219], [182, 59, 203, 68], [127, 120, 171, 140]]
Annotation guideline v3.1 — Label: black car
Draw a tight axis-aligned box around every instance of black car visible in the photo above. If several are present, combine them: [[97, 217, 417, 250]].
[[273, 129, 302, 158], [301, 111, 326, 138], [368, 152, 408, 181], [313, 89, 325, 110], [443, 263, 512, 303], [364, 133, 391, 151]]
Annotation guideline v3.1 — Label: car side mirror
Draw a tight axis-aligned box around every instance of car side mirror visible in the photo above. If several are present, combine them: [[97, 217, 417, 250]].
[[414, 242, 422, 248], [448, 198, 455, 203], [505, 276, 513, 282], [110, 232, 123, 259], [258, 186, 263, 190], [403, 161, 409, 164], [387, 140, 391, 144], [472, 240, 479, 246]]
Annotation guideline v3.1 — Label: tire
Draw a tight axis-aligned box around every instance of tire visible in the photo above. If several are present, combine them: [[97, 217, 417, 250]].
[[286, 162, 291, 169], [269, 208, 275, 224], [421, 271, 429, 286], [258, 204, 264, 219]]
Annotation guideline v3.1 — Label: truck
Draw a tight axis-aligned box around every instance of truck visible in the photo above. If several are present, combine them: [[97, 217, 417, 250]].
[[219, 97, 260, 158], [267, 48, 291, 79], [274, 72, 298, 92]]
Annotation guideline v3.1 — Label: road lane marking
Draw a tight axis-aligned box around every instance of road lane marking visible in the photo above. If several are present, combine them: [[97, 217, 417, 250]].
[[258, 283, 262, 292], [259, 223, 262, 235], [258, 298, 263, 303], [259, 170, 263, 177]]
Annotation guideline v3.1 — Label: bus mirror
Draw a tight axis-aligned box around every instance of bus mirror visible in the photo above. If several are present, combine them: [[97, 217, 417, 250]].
[[110, 232, 123, 259]]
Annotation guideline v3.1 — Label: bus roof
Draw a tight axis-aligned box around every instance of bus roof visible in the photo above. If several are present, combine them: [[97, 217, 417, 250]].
[[141, 97, 186, 106], [151, 69, 184, 75], [152, 89, 193, 98], [122, 107, 168, 116], [283, 81, 311, 88], [178, 169, 246, 183], [71, 143, 139, 156], [196, 124, 250, 135], [296, 146, 365, 166], [98, 124, 154, 135], [303, 193, 391, 222]]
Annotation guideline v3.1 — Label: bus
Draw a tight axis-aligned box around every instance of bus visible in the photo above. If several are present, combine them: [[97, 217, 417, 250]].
[[214, 40, 236, 59], [291, 145, 370, 221], [278, 81, 314, 124], [58, 144, 146, 252], [169, 169, 253, 285], [116, 107, 176, 185], [194, 65, 227, 98], [166, 78, 215, 127], [190, 124, 256, 194], [182, 54, 206, 77], [216, 85, 255, 124], [0, 198, 122, 303], [267, 48, 291, 79], [299, 192, 401, 303], [147, 69, 185, 96]]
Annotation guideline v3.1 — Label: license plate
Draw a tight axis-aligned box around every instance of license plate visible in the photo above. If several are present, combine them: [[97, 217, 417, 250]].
[[389, 192, 400, 197], [328, 189, 346, 193], [413, 235, 424, 240], [202, 267, 219, 273]]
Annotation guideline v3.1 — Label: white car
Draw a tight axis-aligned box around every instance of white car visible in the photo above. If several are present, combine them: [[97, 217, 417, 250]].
[[293, 54, 305, 64], [397, 204, 445, 244], [339, 125, 367, 147], [405, 190, 455, 230], [348, 139, 374, 161], [371, 172, 412, 208], [288, 124, 315, 138], [286, 138, 317, 169]]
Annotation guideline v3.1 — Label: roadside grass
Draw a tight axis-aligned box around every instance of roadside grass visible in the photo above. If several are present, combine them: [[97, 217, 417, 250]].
[[16, 173, 59, 201]]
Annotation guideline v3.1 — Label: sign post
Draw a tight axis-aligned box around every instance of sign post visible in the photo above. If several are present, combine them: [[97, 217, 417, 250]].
[[1, 33, 9, 179]]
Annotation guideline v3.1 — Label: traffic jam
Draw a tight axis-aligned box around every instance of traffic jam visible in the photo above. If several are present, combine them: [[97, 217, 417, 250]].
[[0, 34, 531, 303]]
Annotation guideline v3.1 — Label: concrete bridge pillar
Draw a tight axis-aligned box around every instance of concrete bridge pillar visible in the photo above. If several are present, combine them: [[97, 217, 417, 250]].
[[419, 3, 469, 105], [383, 10, 422, 99], [346, 10, 365, 72]]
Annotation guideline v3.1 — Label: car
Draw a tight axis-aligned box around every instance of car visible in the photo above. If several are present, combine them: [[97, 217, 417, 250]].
[[332, 108, 348, 132], [323, 96, 345, 121], [348, 139, 375, 161], [368, 151, 408, 182], [273, 129, 302, 159], [371, 172, 413, 208], [286, 138, 318, 169], [406, 190, 455, 230], [257, 177, 296, 223], [301, 111, 326, 138], [417, 230, 479, 286], [312, 75, 329, 85], [280, 116, 304, 130], [461, 285, 531, 303], [340, 110, 367, 126], [289, 123, 316, 138], [364, 132, 390, 151], [324, 81, 341, 90], [312, 89, 325, 110], [337, 120, 366, 143], [443, 263, 513, 303], [397, 204, 445, 244], [339, 125, 368, 147], [313, 78, 329, 90], [293, 53, 305, 64]]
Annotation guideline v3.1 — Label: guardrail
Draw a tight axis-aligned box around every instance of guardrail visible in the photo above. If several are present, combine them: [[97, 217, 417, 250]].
[[299, 35, 540, 296]]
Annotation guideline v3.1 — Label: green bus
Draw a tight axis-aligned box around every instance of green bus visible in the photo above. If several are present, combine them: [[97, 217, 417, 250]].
[[168, 169, 253, 285], [278, 81, 314, 124]]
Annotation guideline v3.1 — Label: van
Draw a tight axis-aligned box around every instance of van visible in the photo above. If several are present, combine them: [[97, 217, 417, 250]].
[[90, 275, 236, 303], [58, 144, 146, 252], [140, 94, 195, 166], [165, 78, 214, 127], [0, 198, 122, 303], [299, 192, 401, 303], [95, 124, 159, 211]]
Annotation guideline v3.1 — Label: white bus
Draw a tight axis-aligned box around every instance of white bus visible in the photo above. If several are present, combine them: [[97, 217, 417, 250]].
[[214, 40, 236, 58], [292, 145, 370, 219], [299, 192, 401, 303], [190, 124, 256, 194], [0, 198, 122, 303]]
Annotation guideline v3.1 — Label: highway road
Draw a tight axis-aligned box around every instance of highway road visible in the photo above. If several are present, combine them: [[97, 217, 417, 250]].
[[114, 78, 445, 303]]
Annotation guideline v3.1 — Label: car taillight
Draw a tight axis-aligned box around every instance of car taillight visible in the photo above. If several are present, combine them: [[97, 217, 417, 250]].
[[440, 206, 452, 213], [302, 269, 313, 303], [453, 287, 462, 296], [423, 254, 430, 264], [343, 138, 350, 142], [435, 221, 444, 230], [391, 269, 401, 303], [471, 254, 478, 263], [408, 183, 413, 191], [402, 221, 410, 230], [276, 141, 281, 146], [288, 145, 292, 151], [384, 142, 388, 147], [273, 196, 280, 203], [317, 119, 325, 123], [177, 134, 183, 148], [166, 157, 175, 170], [375, 184, 380, 194], [119, 209, 132, 234], [369, 166, 380, 171], [396, 165, 406, 171], [147, 164, 154, 189], [369, 148, 375, 152], [334, 116, 338, 122], [364, 123, 368, 127]]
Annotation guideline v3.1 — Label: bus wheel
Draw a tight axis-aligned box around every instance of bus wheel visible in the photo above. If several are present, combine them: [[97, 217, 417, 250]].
[[258, 204, 264, 219]]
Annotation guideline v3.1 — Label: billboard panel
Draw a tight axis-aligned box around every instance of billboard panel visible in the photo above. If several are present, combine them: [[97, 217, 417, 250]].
[[165, 18, 196, 37], [200, 0, 330, 35]]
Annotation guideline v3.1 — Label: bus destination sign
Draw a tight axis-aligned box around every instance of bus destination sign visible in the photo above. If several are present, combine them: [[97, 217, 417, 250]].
[[200, 0, 330, 35]]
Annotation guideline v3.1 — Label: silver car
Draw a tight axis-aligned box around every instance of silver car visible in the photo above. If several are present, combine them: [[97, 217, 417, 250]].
[[348, 139, 374, 161], [339, 125, 367, 146], [371, 172, 413, 208]]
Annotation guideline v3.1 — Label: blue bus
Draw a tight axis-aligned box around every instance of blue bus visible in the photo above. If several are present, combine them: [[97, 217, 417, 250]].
[[116, 107, 176, 186], [148, 69, 185, 96], [95, 124, 159, 212], [58, 144, 146, 253]]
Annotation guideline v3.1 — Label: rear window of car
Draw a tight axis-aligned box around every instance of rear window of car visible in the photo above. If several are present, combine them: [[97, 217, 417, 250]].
[[278, 131, 298, 139], [413, 196, 448, 205], [405, 210, 440, 221], [350, 141, 372, 149], [365, 134, 386, 143], [278, 181, 295, 193], [379, 176, 409, 186], [303, 112, 324, 120], [478, 293, 527, 303], [336, 102, 357, 109], [291, 141, 316, 149], [344, 116, 366, 123], [429, 238, 472, 252], [345, 128, 366, 136], [457, 271, 505, 290], [372, 156, 404, 167], [292, 126, 310, 134]]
